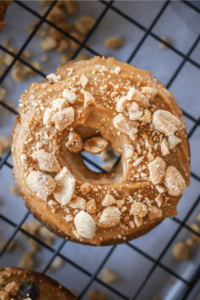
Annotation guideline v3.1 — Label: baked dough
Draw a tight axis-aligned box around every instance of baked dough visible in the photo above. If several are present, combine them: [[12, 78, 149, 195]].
[[0, 267, 78, 299], [11, 57, 190, 246], [0, 0, 11, 32]]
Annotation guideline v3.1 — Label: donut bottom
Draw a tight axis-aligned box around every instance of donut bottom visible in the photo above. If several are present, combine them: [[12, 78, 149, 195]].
[[13, 164, 165, 246]]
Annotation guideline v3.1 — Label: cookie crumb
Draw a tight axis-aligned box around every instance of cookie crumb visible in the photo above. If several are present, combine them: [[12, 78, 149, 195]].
[[159, 36, 171, 49], [41, 55, 49, 62], [12, 66, 26, 82], [196, 213, 200, 222], [185, 237, 196, 248], [9, 184, 19, 196], [0, 136, 10, 155], [49, 257, 64, 271], [0, 88, 7, 101], [61, 50, 75, 64], [172, 241, 190, 260], [88, 289, 106, 300], [40, 36, 57, 52], [74, 16, 95, 35], [105, 36, 123, 50], [190, 223, 200, 243], [100, 268, 119, 283], [19, 251, 35, 268]]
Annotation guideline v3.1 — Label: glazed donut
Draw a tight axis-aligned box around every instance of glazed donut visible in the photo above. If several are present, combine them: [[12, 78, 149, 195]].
[[0, 0, 12, 32], [11, 57, 190, 246], [0, 267, 78, 299]]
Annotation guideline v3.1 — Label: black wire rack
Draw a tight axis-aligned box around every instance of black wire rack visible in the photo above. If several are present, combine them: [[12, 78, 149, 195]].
[[0, 1, 200, 299]]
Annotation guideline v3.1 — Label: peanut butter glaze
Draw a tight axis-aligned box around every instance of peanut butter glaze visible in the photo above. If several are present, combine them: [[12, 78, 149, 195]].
[[0, 268, 77, 300], [12, 57, 190, 246]]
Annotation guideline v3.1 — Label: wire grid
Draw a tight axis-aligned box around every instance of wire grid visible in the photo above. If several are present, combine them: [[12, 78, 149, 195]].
[[0, 1, 199, 299]]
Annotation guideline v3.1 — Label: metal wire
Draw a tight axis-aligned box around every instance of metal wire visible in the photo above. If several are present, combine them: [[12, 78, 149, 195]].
[[0, 1, 200, 299]]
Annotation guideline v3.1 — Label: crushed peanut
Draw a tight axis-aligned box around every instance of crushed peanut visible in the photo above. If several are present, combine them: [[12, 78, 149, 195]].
[[105, 36, 123, 50]]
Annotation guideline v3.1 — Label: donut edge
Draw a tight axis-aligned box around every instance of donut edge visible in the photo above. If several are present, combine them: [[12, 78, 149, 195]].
[[0, 267, 78, 299]]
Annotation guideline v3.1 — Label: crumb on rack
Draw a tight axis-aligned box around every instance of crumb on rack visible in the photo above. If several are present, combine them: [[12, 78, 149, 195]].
[[8, 184, 19, 196], [41, 55, 49, 62], [196, 213, 200, 222], [40, 36, 58, 52], [61, 50, 75, 64], [0, 88, 6, 101], [0, 136, 10, 155], [172, 241, 190, 260], [88, 289, 106, 300], [19, 251, 35, 268], [11, 66, 26, 82], [48, 257, 64, 272], [76, 53, 88, 61], [74, 15, 95, 35], [190, 223, 200, 243], [100, 268, 119, 284], [159, 36, 172, 49], [104, 36, 123, 50], [0, 239, 23, 253]]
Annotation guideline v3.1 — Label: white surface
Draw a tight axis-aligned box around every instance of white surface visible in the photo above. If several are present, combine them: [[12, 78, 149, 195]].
[[0, 1, 200, 300]]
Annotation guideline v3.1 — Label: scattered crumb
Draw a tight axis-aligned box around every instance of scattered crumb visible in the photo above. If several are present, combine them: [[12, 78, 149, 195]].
[[19, 251, 35, 268], [50, 23, 73, 40], [74, 16, 95, 35], [159, 36, 171, 49], [88, 289, 106, 300], [40, 36, 58, 52], [61, 50, 75, 64], [56, 39, 69, 53], [105, 36, 123, 50], [26, 22, 38, 34], [4, 53, 13, 66], [69, 31, 85, 49], [172, 241, 190, 260], [0, 239, 23, 253], [100, 268, 119, 284], [8, 184, 19, 196], [190, 223, 200, 243], [0, 136, 10, 155], [22, 50, 32, 59], [196, 213, 200, 222], [12, 66, 26, 82], [41, 55, 49, 62], [4, 37, 10, 48], [76, 53, 88, 61], [0, 88, 7, 101], [21, 220, 41, 236], [48, 257, 64, 272], [185, 237, 196, 248]]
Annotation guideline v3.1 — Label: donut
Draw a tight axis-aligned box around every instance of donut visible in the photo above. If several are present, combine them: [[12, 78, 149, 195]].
[[11, 57, 190, 246], [0, 0, 12, 32], [0, 267, 78, 299]]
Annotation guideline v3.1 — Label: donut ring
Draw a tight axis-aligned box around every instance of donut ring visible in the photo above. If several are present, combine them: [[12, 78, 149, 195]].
[[0, 267, 78, 299], [11, 57, 190, 246]]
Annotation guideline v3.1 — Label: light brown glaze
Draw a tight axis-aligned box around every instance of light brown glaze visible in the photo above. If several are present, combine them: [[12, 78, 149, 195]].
[[0, 267, 78, 300], [11, 57, 190, 246]]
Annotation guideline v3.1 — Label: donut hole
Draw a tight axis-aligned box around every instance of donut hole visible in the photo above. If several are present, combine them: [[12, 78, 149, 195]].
[[81, 146, 121, 173], [59, 133, 123, 185]]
